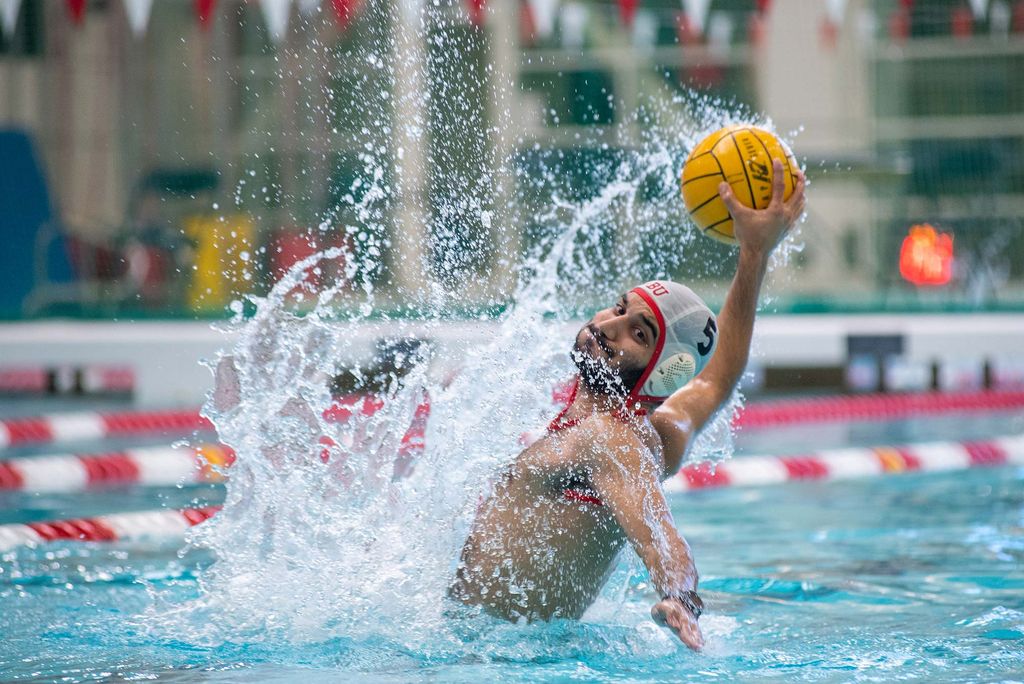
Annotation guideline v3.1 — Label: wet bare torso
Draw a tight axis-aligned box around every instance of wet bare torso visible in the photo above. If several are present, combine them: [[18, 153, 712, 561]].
[[451, 414, 660, 620]]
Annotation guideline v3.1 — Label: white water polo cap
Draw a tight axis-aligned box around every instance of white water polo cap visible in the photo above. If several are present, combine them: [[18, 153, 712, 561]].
[[629, 280, 718, 403]]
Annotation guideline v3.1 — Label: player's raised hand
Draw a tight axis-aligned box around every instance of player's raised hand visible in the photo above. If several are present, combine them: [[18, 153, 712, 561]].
[[719, 159, 806, 258]]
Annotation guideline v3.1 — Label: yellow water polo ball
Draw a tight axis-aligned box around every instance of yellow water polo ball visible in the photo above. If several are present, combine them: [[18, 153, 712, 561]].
[[680, 125, 800, 245]]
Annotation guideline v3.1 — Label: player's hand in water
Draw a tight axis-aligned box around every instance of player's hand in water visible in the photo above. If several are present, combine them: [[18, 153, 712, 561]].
[[719, 158, 806, 259], [651, 597, 705, 651]]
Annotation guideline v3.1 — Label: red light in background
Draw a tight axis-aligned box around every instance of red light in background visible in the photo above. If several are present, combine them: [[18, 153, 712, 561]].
[[899, 224, 954, 286]]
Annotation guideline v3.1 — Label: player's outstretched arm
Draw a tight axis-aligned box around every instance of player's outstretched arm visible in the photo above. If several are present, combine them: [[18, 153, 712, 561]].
[[587, 428, 704, 651], [652, 160, 806, 469]]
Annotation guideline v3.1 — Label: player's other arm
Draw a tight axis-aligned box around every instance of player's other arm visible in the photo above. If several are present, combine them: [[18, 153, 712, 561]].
[[588, 431, 703, 651], [652, 160, 806, 466]]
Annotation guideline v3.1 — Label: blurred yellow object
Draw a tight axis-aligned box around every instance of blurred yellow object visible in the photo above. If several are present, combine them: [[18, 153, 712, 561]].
[[680, 125, 800, 245], [196, 443, 234, 482], [184, 213, 255, 313]]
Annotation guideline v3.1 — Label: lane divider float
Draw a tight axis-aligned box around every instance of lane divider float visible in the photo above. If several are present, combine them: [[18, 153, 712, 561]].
[[733, 389, 1024, 428], [0, 445, 234, 493], [664, 433, 1024, 493], [0, 365, 134, 395], [0, 409, 213, 449], [2, 435, 1021, 552], [0, 368, 49, 394], [0, 506, 220, 553], [3, 389, 1022, 450]]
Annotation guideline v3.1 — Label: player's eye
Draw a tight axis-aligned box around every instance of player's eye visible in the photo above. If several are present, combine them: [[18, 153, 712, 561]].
[[635, 328, 646, 342]]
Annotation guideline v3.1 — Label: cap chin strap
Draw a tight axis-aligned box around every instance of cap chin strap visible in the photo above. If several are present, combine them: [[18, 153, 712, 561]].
[[627, 287, 668, 406]]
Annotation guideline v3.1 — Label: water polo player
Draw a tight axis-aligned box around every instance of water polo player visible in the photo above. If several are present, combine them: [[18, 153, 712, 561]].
[[451, 160, 807, 651]]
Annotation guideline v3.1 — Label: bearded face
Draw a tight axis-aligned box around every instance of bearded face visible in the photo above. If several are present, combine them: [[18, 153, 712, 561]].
[[570, 323, 646, 398]]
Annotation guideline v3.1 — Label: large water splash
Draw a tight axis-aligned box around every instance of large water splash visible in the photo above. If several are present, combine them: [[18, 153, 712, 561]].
[[145, 2, 800, 659]]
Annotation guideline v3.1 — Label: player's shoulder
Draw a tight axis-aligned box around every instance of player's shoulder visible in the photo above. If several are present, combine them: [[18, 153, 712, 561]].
[[577, 411, 662, 457]]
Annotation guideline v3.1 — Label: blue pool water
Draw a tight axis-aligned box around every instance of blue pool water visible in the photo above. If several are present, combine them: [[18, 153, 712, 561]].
[[1, 408, 1023, 682]]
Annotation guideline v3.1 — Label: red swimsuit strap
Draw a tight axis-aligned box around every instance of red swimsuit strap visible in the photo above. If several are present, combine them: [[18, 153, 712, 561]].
[[546, 377, 647, 434], [546, 378, 580, 433]]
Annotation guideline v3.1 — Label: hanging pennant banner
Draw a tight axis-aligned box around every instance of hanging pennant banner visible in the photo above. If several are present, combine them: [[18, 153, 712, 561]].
[[706, 11, 733, 58], [0, 0, 21, 39], [526, 0, 559, 38], [123, 0, 154, 38], [856, 6, 878, 44], [466, 0, 486, 25], [681, 0, 711, 35], [951, 4, 974, 36], [988, 0, 1010, 34], [617, 0, 638, 27], [560, 1, 587, 46], [822, 0, 847, 48], [67, 0, 87, 25], [195, 0, 216, 27], [331, 0, 358, 28], [521, 0, 535, 41], [632, 8, 657, 47], [888, 5, 910, 41], [748, 10, 766, 45], [260, 0, 291, 43], [825, 0, 847, 26], [297, 0, 321, 17], [674, 11, 697, 44], [820, 16, 838, 47]]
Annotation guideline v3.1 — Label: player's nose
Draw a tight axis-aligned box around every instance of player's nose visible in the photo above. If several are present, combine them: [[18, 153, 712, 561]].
[[596, 317, 622, 341]]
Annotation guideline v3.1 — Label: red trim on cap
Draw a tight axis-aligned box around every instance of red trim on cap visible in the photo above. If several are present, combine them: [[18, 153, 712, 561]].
[[629, 286, 668, 404]]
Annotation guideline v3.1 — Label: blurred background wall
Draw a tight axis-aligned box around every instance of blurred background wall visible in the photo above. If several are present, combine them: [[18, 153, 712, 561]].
[[1, 0, 1022, 318]]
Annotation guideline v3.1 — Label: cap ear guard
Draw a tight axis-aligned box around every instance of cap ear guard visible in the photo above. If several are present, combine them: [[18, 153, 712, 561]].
[[641, 349, 699, 398]]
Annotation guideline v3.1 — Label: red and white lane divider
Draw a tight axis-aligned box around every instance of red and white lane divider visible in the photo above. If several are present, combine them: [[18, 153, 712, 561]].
[[0, 445, 234, 493], [3, 388, 1022, 450], [0, 368, 49, 394], [0, 365, 134, 395], [0, 409, 213, 449], [734, 390, 1024, 428], [0, 506, 220, 553], [664, 433, 1024, 493], [2, 435, 1021, 553]]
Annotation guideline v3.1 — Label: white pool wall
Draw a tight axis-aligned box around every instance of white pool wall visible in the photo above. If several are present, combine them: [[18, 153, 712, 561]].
[[0, 314, 1020, 406]]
